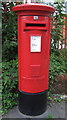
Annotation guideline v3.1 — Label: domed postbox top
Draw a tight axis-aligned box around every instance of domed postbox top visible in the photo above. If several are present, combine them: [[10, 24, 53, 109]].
[[12, 4, 55, 15]]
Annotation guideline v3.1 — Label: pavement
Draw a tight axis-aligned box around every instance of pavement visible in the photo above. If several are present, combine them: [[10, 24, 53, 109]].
[[2, 102, 66, 120]]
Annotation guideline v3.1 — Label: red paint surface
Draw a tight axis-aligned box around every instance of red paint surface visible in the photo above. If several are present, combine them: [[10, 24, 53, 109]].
[[12, 4, 55, 93]]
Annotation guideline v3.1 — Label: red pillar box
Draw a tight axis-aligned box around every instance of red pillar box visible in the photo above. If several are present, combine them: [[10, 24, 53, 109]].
[[12, 4, 55, 116]]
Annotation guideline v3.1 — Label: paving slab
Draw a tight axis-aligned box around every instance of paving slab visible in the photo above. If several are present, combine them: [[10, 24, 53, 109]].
[[2, 102, 66, 119]]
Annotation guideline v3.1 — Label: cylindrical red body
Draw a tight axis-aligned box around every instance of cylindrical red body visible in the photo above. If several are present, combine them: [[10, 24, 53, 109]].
[[18, 16, 50, 93], [12, 4, 55, 116]]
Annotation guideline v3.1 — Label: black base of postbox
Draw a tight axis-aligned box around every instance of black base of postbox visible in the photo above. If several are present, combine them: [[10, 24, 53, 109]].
[[18, 90, 47, 116]]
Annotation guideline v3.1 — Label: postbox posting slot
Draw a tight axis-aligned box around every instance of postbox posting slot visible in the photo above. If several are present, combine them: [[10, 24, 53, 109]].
[[24, 22, 47, 30], [26, 23, 46, 27]]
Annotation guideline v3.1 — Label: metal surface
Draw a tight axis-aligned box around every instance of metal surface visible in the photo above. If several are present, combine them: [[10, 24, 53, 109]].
[[12, 4, 55, 115], [18, 15, 50, 93], [12, 4, 55, 16], [18, 90, 47, 115], [12, 4, 55, 93]]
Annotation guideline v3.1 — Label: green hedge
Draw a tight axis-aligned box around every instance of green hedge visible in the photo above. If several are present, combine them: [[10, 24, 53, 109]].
[[49, 49, 66, 92], [2, 58, 18, 113]]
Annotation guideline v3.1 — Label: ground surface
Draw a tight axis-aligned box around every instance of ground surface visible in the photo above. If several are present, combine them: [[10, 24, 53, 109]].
[[2, 102, 66, 119]]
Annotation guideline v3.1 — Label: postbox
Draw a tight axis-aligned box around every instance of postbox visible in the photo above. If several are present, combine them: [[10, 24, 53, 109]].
[[12, 4, 55, 116]]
